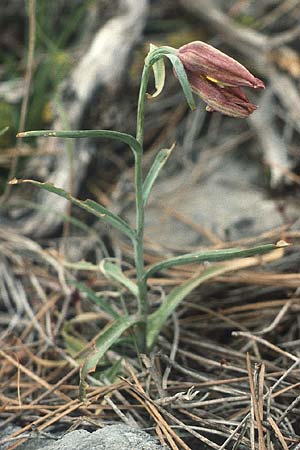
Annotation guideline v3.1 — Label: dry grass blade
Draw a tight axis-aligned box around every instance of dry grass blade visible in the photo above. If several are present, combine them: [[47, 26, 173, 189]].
[[0, 349, 70, 401], [268, 416, 289, 450], [276, 393, 300, 425], [246, 353, 267, 450], [258, 363, 265, 421], [254, 300, 293, 335], [1, 0, 36, 203], [124, 363, 190, 450], [233, 332, 299, 363], [218, 415, 249, 450]]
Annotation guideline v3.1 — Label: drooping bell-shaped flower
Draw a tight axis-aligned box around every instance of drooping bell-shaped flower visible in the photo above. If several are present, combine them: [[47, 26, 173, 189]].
[[177, 41, 265, 118]]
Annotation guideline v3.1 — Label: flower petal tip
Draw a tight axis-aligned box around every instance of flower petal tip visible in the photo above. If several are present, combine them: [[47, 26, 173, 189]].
[[253, 78, 265, 89]]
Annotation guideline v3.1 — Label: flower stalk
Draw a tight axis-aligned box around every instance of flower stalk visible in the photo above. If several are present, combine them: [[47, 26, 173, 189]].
[[133, 63, 150, 352]]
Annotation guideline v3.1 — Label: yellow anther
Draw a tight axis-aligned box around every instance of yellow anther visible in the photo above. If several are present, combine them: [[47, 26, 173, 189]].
[[206, 76, 226, 88], [206, 76, 220, 84]]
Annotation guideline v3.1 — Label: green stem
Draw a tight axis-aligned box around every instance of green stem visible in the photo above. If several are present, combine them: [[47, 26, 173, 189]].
[[133, 46, 190, 350], [134, 64, 150, 352], [136, 65, 150, 144]]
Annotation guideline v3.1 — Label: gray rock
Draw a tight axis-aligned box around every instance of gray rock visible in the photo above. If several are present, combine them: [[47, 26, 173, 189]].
[[42, 426, 167, 450], [3, 425, 168, 450], [128, 154, 298, 250]]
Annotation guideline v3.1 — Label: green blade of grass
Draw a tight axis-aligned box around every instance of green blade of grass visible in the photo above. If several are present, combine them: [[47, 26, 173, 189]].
[[16, 129, 142, 155], [101, 260, 138, 297], [3, 199, 109, 258], [145, 47, 195, 110], [146, 243, 288, 349], [0, 126, 9, 136], [166, 53, 196, 111], [147, 265, 227, 350], [143, 143, 175, 206], [69, 280, 118, 319], [97, 358, 123, 383], [9, 179, 135, 240], [144, 243, 285, 280], [79, 314, 137, 400], [147, 43, 166, 98]]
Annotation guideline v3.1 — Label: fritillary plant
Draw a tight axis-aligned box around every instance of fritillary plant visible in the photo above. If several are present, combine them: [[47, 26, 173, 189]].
[[12, 42, 286, 398]]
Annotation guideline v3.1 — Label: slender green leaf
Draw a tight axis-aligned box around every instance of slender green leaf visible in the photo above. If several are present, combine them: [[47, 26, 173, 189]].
[[101, 260, 138, 297], [144, 243, 284, 280], [98, 358, 123, 383], [9, 179, 135, 240], [145, 45, 178, 67], [84, 199, 134, 238], [147, 265, 228, 349], [143, 143, 175, 206], [2, 199, 109, 257], [147, 242, 289, 349], [0, 126, 9, 136], [79, 314, 137, 400], [166, 54, 196, 111], [69, 280, 118, 319], [64, 261, 102, 271], [16, 129, 142, 155], [145, 47, 195, 110], [62, 325, 86, 356], [148, 44, 166, 99]]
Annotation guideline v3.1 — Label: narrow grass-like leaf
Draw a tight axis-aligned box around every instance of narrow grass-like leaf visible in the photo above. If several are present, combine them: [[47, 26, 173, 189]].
[[143, 143, 175, 206], [62, 325, 86, 356], [16, 129, 142, 155], [145, 47, 195, 110], [69, 280, 118, 319], [79, 314, 137, 400], [166, 54, 196, 111], [2, 199, 109, 256], [147, 43, 166, 99], [144, 243, 284, 280], [84, 199, 135, 238], [101, 260, 138, 297], [9, 179, 135, 240], [0, 126, 9, 136], [145, 45, 178, 66], [146, 244, 288, 349], [147, 265, 227, 349], [98, 358, 123, 383], [64, 261, 102, 271]]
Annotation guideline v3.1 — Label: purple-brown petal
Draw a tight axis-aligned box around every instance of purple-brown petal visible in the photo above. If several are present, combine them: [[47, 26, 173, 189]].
[[186, 71, 258, 118], [178, 41, 265, 89]]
